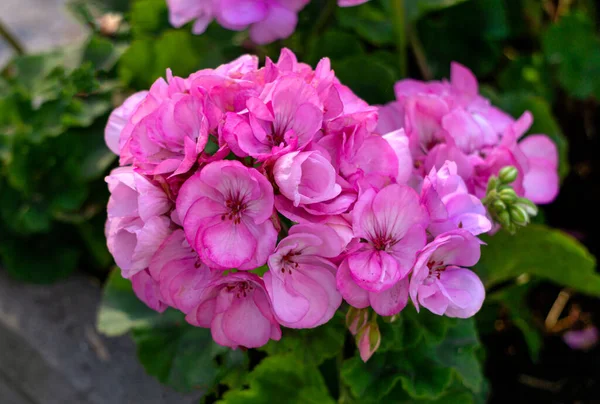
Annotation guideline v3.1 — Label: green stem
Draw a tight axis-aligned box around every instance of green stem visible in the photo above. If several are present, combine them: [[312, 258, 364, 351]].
[[0, 20, 25, 55], [391, 0, 407, 77]]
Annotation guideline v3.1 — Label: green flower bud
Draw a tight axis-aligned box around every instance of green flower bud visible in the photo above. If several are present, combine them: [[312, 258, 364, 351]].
[[515, 197, 538, 217], [498, 188, 518, 204], [486, 176, 499, 194], [497, 210, 511, 228], [493, 199, 507, 213], [510, 205, 529, 226], [498, 166, 518, 184]]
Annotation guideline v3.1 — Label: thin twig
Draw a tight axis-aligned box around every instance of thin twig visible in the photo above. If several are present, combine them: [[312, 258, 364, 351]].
[[408, 25, 432, 80], [391, 0, 408, 77], [0, 19, 25, 55]]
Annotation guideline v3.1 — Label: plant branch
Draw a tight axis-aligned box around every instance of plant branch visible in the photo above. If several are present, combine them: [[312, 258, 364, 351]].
[[408, 25, 432, 80], [0, 19, 25, 55], [391, 0, 407, 77]]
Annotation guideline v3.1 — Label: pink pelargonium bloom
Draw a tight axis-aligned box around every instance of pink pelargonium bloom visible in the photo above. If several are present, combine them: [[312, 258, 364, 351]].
[[338, 0, 370, 6], [129, 84, 220, 176], [273, 150, 341, 207], [264, 224, 344, 329], [167, 0, 214, 34], [176, 160, 278, 270], [409, 230, 485, 318], [149, 230, 218, 313], [345, 184, 428, 292], [105, 91, 148, 156], [131, 269, 168, 313], [186, 272, 282, 348], [337, 259, 410, 316], [221, 75, 323, 160], [518, 135, 559, 204], [421, 161, 492, 236], [105, 167, 173, 278]]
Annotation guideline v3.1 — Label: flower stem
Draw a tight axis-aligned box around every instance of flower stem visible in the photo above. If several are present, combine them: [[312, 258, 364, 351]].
[[0, 20, 25, 55], [391, 0, 407, 77]]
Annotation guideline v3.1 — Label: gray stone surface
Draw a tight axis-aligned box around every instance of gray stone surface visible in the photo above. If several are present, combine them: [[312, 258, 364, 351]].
[[0, 0, 88, 65], [0, 271, 201, 404]]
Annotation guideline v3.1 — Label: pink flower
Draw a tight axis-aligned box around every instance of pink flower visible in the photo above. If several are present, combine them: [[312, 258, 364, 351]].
[[421, 161, 491, 236], [105, 91, 148, 156], [264, 224, 344, 328], [221, 75, 322, 160], [409, 230, 485, 318], [186, 272, 282, 348], [128, 84, 219, 176], [519, 135, 559, 204], [131, 269, 167, 313], [149, 230, 218, 313], [274, 150, 341, 207], [105, 167, 173, 278], [563, 326, 599, 351], [343, 184, 428, 292], [338, 0, 370, 6], [337, 259, 410, 316], [176, 160, 277, 270], [167, 0, 214, 34]]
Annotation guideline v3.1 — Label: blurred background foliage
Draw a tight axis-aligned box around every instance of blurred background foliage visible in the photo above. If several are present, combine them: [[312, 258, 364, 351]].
[[2, 0, 600, 402]]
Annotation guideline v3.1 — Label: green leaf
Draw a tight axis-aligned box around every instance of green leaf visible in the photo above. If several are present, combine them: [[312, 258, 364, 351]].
[[83, 35, 127, 72], [405, 0, 473, 21], [133, 325, 247, 393], [129, 0, 170, 37], [542, 12, 600, 99], [260, 313, 345, 366], [96, 270, 180, 337], [417, 0, 508, 77], [307, 30, 365, 65], [336, 3, 394, 46], [334, 55, 396, 104], [0, 234, 79, 283], [498, 54, 554, 102], [477, 224, 600, 295], [219, 355, 335, 404], [97, 270, 249, 394]]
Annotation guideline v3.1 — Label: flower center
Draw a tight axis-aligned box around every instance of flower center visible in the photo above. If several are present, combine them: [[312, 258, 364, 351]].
[[371, 235, 396, 251], [226, 281, 254, 298], [221, 198, 247, 224], [425, 260, 446, 284], [280, 250, 300, 275]]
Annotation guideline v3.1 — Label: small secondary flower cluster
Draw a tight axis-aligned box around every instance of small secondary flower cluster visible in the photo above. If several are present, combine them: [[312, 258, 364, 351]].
[[166, 0, 370, 44], [104, 50, 559, 357]]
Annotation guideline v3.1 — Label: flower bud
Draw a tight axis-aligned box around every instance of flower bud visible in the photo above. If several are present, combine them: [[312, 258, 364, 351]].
[[498, 188, 518, 204], [498, 166, 518, 184], [497, 210, 511, 228], [356, 321, 381, 362], [515, 197, 538, 217], [346, 307, 370, 336], [492, 199, 507, 213], [509, 205, 529, 226], [486, 176, 499, 194]]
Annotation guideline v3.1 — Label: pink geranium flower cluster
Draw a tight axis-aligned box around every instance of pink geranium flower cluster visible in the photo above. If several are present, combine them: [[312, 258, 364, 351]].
[[104, 50, 559, 356], [166, 0, 370, 44]]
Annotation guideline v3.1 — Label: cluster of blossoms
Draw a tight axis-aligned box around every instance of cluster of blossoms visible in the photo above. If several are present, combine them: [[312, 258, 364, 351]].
[[104, 50, 559, 359], [167, 0, 370, 44]]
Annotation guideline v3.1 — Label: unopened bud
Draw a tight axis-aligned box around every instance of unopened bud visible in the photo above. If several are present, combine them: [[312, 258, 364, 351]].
[[515, 197, 538, 217], [510, 205, 528, 226], [498, 188, 517, 204], [356, 321, 381, 362], [493, 199, 507, 213], [486, 176, 499, 194], [498, 166, 518, 184], [346, 307, 369, 336], [497, 210, 511, 228]]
